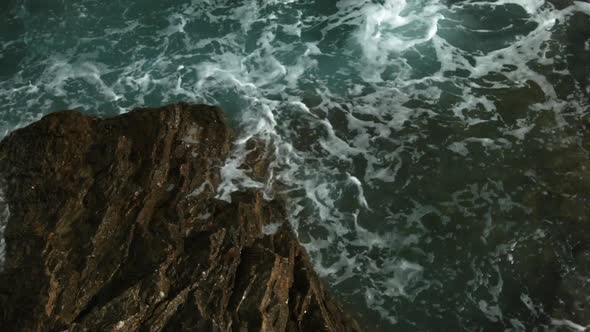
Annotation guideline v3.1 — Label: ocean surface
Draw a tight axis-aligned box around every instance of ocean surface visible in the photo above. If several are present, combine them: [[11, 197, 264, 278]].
[[1, 0, 590, 330]]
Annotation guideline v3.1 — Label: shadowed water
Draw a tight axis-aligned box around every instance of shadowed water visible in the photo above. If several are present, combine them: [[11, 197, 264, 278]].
[[1, 0, 590, 330]]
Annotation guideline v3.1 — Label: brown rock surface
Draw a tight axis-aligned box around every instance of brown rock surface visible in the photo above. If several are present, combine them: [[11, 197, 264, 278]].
[[0, 103, 361, 332]]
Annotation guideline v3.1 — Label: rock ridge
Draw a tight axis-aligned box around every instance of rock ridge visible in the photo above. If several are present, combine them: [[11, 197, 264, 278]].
[[0, 103, 361, 332]]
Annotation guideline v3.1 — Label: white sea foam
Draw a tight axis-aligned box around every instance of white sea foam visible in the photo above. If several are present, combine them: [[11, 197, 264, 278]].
[[262, 222, 282, 235], [550, 318, 589, 331]]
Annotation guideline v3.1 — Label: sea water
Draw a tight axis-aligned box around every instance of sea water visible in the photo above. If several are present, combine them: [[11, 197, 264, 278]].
[[1, 0, 590, 330]]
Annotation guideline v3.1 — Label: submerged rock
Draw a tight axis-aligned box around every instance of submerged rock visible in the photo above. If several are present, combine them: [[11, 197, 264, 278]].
[[0, 103, 360, 332]]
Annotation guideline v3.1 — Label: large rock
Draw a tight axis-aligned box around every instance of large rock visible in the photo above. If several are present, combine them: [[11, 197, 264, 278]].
[[0, 103, 361, 332]]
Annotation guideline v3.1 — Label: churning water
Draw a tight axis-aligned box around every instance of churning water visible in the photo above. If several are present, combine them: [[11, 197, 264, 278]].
[[1, 0, 590, 330]]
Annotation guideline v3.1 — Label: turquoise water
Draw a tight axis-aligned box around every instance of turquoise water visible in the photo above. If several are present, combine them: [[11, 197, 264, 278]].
[[1, 0, 590, 330]]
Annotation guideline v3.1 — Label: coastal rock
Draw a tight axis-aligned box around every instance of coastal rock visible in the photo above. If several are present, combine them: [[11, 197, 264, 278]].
[[0, 103, 360, 332]]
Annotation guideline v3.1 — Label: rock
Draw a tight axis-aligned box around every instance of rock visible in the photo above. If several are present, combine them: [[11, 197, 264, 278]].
[[0, 103, 361, 332]]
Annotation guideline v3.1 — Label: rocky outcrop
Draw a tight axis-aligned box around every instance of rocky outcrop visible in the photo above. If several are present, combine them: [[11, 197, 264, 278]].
[[0, 103, 361, 332]]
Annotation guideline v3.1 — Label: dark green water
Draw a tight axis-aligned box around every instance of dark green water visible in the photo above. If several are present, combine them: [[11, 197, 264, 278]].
[[1, 0, 590, 330]]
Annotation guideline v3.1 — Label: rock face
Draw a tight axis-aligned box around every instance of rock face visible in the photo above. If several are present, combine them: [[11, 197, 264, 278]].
[[0, 103, 360, 332]]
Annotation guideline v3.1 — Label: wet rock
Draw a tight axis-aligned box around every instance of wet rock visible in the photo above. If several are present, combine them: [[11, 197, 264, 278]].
[[0, 103, 360, 332]]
